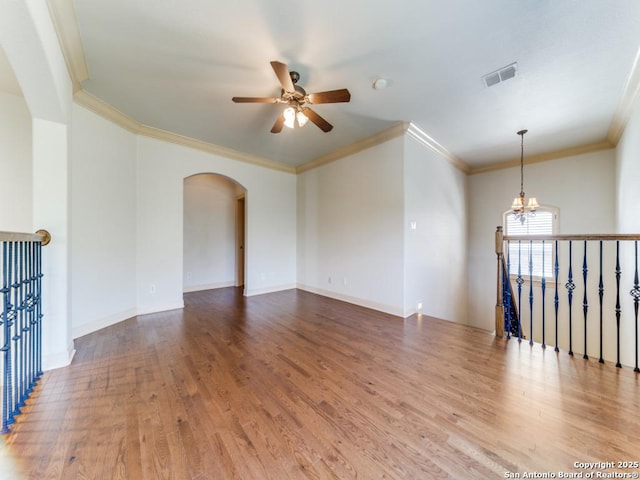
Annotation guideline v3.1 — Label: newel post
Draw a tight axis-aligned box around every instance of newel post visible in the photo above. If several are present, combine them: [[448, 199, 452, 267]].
[[495, 226, 504, 338]]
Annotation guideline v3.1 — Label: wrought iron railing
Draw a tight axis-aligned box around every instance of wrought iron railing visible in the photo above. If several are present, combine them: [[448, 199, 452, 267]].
[[495, 226, 640, 371], [0, 230, 50, 433]]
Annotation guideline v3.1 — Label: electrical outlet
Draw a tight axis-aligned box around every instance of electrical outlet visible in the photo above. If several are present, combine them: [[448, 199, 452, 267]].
[[150, 284, 156, 294]]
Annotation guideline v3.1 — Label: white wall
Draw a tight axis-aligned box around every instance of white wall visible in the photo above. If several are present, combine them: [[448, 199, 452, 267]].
[[404, 136, 468, 322], [297, 138, 406, 316], [0, 91, 32, 231], [136, 136, 297, 315], [70, 105, 137, 338], [33, 118, 73, 368], [183, 174, 241, 292], [615, 89, 640, 367], [467, 149, 616, 332], [617, 93, 640, 233]]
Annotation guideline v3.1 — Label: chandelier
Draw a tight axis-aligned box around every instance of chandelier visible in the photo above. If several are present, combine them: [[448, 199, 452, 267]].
[[511, 129, 538, 224]]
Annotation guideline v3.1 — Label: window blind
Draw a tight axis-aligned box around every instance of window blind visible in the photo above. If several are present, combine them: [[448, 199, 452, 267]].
[[506, 210, 554, 278]]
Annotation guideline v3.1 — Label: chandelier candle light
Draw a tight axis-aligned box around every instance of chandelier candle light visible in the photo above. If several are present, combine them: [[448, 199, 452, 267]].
[[511, 129, 539, 224]]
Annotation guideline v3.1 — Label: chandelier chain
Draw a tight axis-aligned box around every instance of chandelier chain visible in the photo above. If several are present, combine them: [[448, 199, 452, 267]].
[[511, 129, 538, 224], [519, 130, 525, 197]]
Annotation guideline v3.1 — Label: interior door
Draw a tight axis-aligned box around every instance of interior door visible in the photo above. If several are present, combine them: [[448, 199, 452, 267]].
[[236, 196, 245, 287]]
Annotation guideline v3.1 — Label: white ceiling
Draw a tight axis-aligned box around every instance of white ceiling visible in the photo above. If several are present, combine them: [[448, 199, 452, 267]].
[[5, 1, 640, 170]]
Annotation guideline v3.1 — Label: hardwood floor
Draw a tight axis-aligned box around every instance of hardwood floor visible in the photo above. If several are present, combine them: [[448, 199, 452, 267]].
[[2, 288, 639, 479]]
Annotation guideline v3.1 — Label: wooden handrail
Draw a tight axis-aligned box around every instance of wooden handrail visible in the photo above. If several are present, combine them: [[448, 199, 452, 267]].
[[0, 230, 51, 245], [504, 233, 640, 242]]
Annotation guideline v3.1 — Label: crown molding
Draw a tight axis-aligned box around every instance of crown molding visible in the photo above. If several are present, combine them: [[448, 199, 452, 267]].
[[74, 89, 296, 173], [45, 0, 89, 93], [72, 88, 618, 178], [406, 122, 470, 174], [296, 121, 471, 174], [74, 89, 141, 133], [296, 123, 408, 174], [469, 140, 614, 175], [608, 46, 640, 145], [137, 124, 296, 174]]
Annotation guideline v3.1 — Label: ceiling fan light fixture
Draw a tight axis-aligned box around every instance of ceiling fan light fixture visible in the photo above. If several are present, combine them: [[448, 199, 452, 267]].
[[283, 107, 296, 128], [296, 110, 308, 127], [283, 106, 309, 129]]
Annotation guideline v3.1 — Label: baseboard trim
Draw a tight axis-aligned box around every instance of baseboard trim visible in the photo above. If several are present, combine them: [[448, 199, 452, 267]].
[[137, 302, 185, 317], [244, 284, 297, 297], [183, 280, 235, 293], [72, 307, 138, 339], [296, 284, 406, 318], [43, 347, 76, 371], [72, 302, 185, 343]]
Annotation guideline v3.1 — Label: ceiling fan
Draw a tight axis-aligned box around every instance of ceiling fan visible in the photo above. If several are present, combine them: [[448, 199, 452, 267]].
[[232, 61, 351, 133]]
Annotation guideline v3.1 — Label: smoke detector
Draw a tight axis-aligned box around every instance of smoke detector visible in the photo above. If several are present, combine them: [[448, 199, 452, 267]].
[[482, 63, 518, 88], [373, 78, 389, 90]]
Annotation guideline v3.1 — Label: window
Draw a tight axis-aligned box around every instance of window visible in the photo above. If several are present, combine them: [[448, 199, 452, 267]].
[[504, 207, 558, 279]]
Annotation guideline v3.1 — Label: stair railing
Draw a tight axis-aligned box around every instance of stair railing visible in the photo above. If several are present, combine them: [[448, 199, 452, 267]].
[[495, 226, 640, 371], [0, 229, 50, 432]]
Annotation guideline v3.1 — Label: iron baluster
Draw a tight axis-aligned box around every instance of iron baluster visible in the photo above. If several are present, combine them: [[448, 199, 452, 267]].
[[529, 240, 534, 346], [11, 242, 21, 418], [19, 242, 26, 407], [554, 240, 559, 352], [615, 241, 622, 368], [541, 240, 546, 349], [598, 241, 604, 364], [28, 242, 34, 391], [18, 241, 26, 409], [517, 240, 523, 342], [505, 242, 512, 339], [631, 241, 640, 372], [26, 242, 35, 393], [582, 241, 588, 360], [36, 242, 43, 376], [566, 241, 575, 356], [1, 242, 12, 433]]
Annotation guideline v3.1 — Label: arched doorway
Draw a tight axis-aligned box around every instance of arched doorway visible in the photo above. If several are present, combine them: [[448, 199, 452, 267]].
[[183, 173, 247, 293]]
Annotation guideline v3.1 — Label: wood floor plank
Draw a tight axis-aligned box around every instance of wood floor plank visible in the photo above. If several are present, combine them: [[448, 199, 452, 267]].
[[2, 287, 639, 479]]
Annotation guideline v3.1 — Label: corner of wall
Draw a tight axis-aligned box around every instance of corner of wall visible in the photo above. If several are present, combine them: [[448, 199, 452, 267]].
[[43, 345, 75, 371]]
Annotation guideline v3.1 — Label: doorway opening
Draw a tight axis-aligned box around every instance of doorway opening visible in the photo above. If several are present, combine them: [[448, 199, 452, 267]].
[[183, 173, 246, 293]]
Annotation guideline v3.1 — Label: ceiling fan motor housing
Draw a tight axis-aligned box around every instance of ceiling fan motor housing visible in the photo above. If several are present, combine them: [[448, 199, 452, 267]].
[[282, 84, 307, 103]]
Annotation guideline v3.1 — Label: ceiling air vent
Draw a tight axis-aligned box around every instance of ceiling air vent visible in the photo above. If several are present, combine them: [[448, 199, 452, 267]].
[[482, 63, 517, 88]]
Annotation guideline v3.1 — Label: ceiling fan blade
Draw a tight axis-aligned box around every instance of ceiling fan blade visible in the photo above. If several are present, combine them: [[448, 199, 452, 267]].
[[270, 61, 295, 93], [307, 89, 351, 104], [303, 108, 333, 132], [271, 114, 284, 133], [232, 96, 278, 103]]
